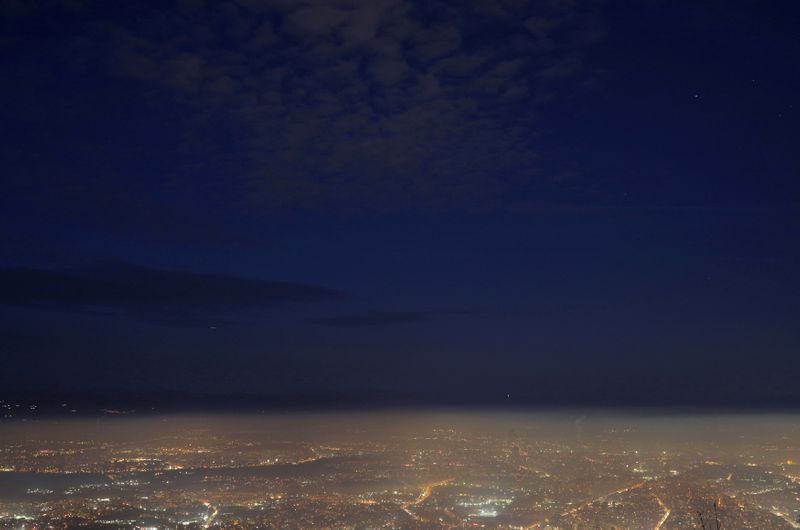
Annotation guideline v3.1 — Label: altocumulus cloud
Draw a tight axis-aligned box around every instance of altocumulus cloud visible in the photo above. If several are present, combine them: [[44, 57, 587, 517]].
[[3, 0, 606, 211], [0, 262, 342, 327]]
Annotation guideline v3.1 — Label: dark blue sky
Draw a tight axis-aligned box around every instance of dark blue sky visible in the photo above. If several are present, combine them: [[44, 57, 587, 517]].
[[1, 0, 798, 405]]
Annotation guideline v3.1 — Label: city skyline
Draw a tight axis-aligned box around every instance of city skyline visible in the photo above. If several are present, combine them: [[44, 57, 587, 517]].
[[1, 411, 800, 529], [2, 2, 800, 528]]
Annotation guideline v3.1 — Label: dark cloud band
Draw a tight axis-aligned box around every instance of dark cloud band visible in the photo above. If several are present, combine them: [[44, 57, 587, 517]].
[[0, 262, 342, 325]]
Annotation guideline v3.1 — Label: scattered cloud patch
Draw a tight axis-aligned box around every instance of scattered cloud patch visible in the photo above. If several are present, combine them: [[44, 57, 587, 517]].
[[2, 0, 605, 212]]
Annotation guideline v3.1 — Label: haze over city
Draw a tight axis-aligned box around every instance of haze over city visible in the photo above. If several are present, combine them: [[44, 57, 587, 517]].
[[1, 411, 800, 529]]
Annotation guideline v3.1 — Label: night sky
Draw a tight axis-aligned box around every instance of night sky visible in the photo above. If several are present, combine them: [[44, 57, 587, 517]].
[[1, 0, 799, 407]]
